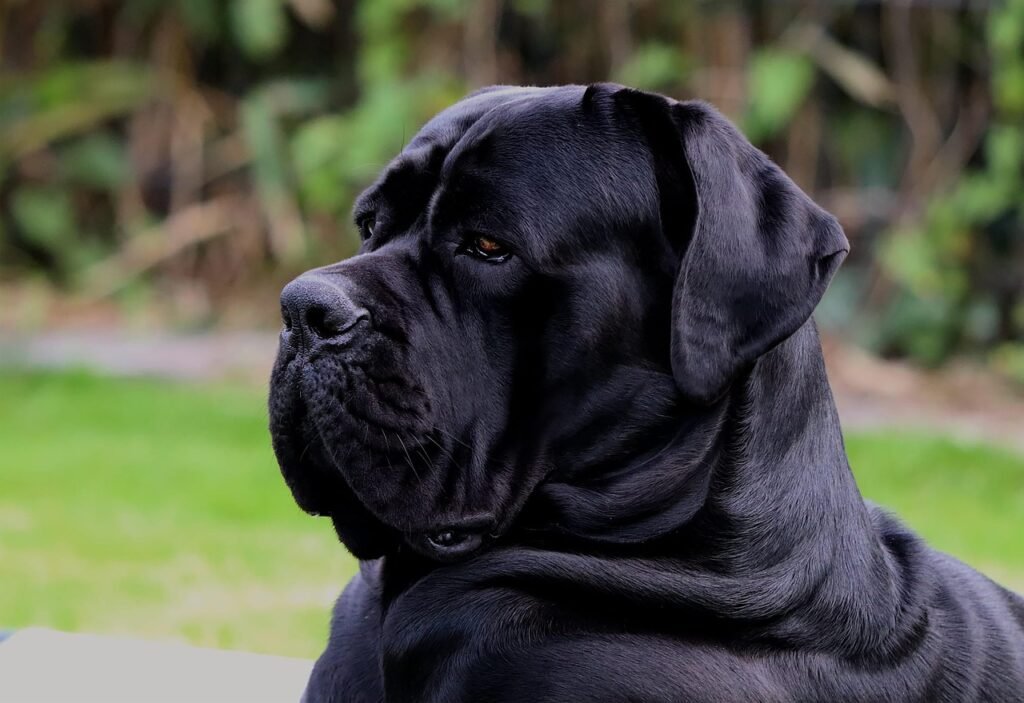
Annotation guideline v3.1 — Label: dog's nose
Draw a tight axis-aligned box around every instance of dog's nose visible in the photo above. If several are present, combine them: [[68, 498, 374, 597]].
[[280, 275, 368, 350]]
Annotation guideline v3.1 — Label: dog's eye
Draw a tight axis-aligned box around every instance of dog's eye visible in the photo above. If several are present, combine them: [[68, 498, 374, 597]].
[[358, 216, 376, 240], [464, 235, 511, 263]]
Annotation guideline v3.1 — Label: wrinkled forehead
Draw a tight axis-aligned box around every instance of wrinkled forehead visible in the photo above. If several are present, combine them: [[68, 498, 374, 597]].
[[354, 85, 656, 257], [411, 86, 563, 151], [352, 87, 561, 219]]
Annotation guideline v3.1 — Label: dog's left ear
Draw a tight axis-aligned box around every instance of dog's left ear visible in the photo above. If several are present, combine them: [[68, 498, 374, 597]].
[[612, 87, 849, 404]]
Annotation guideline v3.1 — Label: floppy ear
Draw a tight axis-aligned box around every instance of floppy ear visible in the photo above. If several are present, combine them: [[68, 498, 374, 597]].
[[615, 89, 849, 404]]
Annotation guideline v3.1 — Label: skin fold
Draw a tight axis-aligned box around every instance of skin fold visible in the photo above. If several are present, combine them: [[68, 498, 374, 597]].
[[268, 84, 1024, 703]]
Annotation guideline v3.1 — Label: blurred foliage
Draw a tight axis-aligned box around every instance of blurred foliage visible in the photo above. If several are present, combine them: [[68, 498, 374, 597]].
[[0, 0, 1021, 378], [743, 49, 814, 142], [876, 0, 1024, 370]]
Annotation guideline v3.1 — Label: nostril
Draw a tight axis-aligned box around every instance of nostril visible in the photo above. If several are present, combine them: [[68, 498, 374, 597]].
[[280, 275, 366, 348], [305, 306, 331, 339], [305, 306, 368, 340]]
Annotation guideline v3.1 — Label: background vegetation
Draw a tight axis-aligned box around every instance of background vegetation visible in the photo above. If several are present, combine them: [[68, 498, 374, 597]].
[[0, 0, 1022, 377]]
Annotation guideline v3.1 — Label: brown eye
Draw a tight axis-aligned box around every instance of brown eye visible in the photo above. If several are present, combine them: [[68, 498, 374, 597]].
[[465, 235, 511, 262], [475, 237, 503, 255]]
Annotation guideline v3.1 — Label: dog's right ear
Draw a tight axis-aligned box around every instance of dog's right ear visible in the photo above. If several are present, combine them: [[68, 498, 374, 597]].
[[609, 86, 849, 404]]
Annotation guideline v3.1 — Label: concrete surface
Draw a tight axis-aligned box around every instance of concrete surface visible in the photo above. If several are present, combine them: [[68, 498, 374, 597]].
[[0, 628, 312, 702]]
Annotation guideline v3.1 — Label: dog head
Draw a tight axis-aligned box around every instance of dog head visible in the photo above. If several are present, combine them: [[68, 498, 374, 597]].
[[268, 84, 848, 562]]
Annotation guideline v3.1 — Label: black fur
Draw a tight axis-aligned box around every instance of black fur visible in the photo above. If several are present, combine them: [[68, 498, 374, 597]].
[[268, 84, 1024, 702]]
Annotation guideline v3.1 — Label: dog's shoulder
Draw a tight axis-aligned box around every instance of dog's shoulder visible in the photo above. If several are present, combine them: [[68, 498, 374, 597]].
[[864, 501, 1024, 698], [304, 564, 386, 703]]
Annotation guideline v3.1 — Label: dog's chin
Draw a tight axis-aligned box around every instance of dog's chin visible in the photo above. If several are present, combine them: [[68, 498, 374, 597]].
[[276, 421, 497, 563], [321, 447, 498, 563], [272, 371, 501, 562], [272, 439, 400, 560]]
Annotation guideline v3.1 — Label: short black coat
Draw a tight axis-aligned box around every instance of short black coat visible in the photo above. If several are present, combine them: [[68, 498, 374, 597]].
[[269, 84, 1024, 702]]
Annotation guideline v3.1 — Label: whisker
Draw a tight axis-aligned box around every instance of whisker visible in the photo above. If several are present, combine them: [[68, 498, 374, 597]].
[[381, 430, 396, 475], [431, 425, 472, 450], [297, 439, 315, 464], [415, 444, 436, 476], [317, 427, 349, 475], [396, 434, 421, 481], [425, 433, 460, 467]]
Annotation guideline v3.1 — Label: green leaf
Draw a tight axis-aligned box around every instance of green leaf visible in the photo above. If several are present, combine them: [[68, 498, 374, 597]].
[[510, 0, 549, 18], [230, 0, 289, 60], [613, 43, 688, 92], [60, 134, 129, 190], [11, 187, 76, 255], [994, 63, 1024, 114], [178, 0, 222, 42], [745, 50, 815, 142], [291, 115, 349, 212], [952, 174, 1013, 222], [875, 291, 957, 366], [988, 3, 1024, 54], [881, 227, 942, 295], [985, 125, 1023, 178]]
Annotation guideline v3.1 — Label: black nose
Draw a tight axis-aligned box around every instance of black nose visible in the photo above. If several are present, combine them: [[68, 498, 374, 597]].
[[280, 275, 368, 350]]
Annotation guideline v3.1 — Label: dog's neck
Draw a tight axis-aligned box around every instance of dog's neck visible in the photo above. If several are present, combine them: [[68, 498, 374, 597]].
[[528, 321, 917, 656], [688, 321, 875, 574], [535, 321, 869, 546]]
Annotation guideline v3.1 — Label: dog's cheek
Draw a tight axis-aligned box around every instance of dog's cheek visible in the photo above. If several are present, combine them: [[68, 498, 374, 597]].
[[451, 256, 529, 299]]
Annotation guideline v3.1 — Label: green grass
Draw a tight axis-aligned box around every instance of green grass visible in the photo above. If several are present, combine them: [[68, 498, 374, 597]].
[[0, 370, 355, 658], [847, 432, 1024, 590], [1, 371, 1022, 658]]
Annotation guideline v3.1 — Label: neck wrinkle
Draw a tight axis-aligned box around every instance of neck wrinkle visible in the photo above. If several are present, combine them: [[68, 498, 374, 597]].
[[697, 324, 911, 658], [528, 368, 726, 546], [516, 323, 917, 659]]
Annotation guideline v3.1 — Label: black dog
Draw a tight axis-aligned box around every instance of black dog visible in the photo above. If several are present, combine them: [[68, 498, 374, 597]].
[[269, 84, 1024, 702]]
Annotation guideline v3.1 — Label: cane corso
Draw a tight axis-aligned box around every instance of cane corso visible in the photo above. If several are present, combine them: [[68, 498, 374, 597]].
[[269, 84, 1024, 702]]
